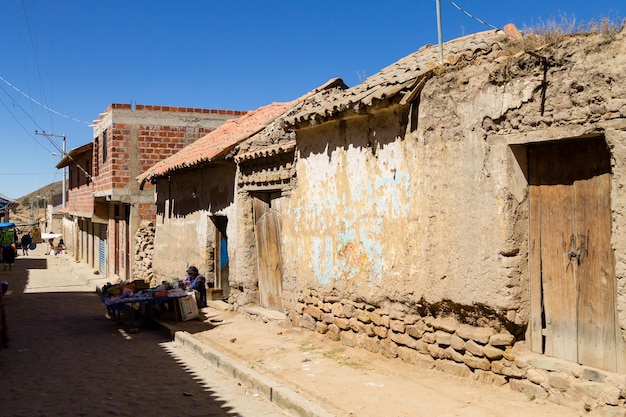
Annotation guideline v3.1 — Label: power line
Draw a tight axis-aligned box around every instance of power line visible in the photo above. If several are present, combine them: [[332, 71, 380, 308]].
[[447, 0, 501, 31], [0, 74, 90, 125], [0, 92, 52, 155], [20, 0, 52, 128]]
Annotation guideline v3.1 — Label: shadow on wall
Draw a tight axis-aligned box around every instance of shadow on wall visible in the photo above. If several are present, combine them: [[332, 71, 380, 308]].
[[155, 164, 236, 218], [297, 107, 409, 161]]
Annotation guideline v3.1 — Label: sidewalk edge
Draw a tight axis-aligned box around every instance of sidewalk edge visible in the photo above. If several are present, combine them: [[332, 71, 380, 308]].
[[174, 331, 336, 417]]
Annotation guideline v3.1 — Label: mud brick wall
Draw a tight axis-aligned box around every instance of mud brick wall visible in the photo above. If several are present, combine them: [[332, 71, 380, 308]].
[[289, 288, 626, 413]]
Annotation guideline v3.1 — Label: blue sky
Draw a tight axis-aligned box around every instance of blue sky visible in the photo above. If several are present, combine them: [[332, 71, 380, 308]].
[[0, 0, 622, 200]]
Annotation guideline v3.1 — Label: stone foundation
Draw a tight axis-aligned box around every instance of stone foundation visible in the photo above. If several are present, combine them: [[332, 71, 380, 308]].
[[289, 288, 626, 415]]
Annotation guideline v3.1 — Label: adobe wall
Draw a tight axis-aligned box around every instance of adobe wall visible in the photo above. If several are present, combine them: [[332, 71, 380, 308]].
[[151, 165, 237, 285], [229, 149, 298, 307], [285, 30, 626, 412]]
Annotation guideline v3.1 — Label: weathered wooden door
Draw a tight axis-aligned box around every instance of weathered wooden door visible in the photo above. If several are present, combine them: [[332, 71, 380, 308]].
[[253, 193, 283, 311], [529, 138, 625, 372]]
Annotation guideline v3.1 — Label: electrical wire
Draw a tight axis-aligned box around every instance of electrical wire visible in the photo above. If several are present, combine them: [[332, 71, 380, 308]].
[[0, 91, 52, 155], [0, 74, 90, 125], [447, 0, 501, 31], [20, 0, 53, 129]]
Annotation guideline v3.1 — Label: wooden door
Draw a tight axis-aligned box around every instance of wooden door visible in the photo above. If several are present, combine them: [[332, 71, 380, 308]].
[[253, 193, 283, 311], [529, 138, 625, 371]]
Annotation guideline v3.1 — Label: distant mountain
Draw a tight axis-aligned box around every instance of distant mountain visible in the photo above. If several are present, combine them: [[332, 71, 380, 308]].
[[10, 181, 63, 228]]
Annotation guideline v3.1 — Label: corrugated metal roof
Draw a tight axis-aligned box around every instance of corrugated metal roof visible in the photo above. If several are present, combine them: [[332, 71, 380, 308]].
[[137, 78, 347, 185], [286, 29, 508, 127]]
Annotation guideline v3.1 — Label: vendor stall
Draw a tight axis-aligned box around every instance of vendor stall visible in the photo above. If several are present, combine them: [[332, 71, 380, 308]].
[[101, 280, 199, 323]]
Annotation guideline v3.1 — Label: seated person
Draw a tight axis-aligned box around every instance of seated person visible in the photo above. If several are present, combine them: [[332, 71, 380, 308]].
[[54, 239, 65, 256], [185, 266, 207, 308]]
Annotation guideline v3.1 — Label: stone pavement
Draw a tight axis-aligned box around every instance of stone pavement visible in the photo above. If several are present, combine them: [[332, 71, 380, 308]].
[[0, 245, 292, 417], [2, 245, 591, 417]]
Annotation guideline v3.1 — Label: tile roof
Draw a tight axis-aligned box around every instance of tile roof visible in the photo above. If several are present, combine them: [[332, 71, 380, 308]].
[[234, 140, 297, 162], [137, 78, 347, 186], [286, 29, 509, 128]]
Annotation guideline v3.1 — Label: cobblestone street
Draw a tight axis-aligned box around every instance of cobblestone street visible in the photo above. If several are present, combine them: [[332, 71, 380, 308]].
[[0, 247, 290, 417]]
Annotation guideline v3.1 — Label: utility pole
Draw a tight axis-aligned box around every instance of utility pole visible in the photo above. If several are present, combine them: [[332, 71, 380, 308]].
[[35, 130, 67, 208], [436, 0, 444, 63]]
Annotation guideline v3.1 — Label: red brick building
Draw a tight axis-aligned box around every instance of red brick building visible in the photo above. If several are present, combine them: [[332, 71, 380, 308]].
[[58, 103, 245, 281]]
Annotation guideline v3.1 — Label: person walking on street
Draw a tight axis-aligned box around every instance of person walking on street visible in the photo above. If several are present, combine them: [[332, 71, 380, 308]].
[[2, 244, 16, 271], [46, 238, 54, 255], [21, 233, 32, 256]]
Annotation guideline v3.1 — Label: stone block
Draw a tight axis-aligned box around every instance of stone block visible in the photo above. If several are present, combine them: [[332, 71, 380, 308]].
[[380, 338, 399, 359], [331, 302, 344, 318], [547, 372, 571, 390], [463, 354, 491, 371], [414, 339, 430, 354], [427, 343, 445, 359], [491, 360, 524, 378], [489, 332, 515, 346], [600, 386, 622, 407], [450, 334, 465, 351], [349, 317, 362, 333], [356, 311, 372, 323], [581, 368, 605, 383], [342, 303, 356, 318], [327, 324, 340, 341], [358, 334, 380, 354], [464, 340, 485, 357], [456, 324, 494, 344], [483, 344, 505, 360], [390, 319, 406, 333], [435, 330, 452, 346], [300, 313, 316, 331], [443, 346, 464, 363], [339, 330, 357, 347], [474, 369, 507, 386], [388, 302, 408, 319], [333, 317, 350, 330], [509, 379, 548, 400], [322, 312, 334, 324], [404, 314, 420, 325], [526, 368, 547, 385], [303, 305, 323, 320], [315, 322, 328, 334], [422, 331, 436, 344], [431, 316, 460, 333], [363, 323, 376, 337], [406, 324, 425, 339], [373, 325, 388, 339], [370, 311, 383, 326], [435, 360, 472, 378], [390, 331, 417, 349]]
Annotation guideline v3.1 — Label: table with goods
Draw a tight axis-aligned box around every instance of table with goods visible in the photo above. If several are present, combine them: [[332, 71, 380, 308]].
[[101, 279, 200, 323]]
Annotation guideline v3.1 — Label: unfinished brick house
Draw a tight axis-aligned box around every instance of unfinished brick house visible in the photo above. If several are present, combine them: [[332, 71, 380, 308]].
[[58, 103, 245, 280]]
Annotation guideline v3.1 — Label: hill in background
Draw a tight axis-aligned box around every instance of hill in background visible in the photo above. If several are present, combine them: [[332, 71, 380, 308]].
[[10, 181, 63, 229]]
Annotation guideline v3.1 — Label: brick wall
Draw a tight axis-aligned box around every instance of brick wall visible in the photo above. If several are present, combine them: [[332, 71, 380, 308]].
[[92, 104, 246, 195], [67, 185, 94, 215]]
